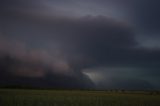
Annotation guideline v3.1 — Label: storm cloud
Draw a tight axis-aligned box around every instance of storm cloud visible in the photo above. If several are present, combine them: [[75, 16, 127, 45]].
[[0, 0, 160, 90]]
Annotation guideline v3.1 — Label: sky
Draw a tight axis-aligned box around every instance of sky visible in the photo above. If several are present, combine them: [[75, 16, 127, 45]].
[[0, 0, 160, 90]]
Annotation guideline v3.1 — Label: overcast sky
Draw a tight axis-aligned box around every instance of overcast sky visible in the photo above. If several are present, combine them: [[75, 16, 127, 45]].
[[0, 0, 160, 90]]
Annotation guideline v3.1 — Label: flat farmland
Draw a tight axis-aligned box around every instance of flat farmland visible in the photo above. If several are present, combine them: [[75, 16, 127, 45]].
[[0, 89, 160, 106]]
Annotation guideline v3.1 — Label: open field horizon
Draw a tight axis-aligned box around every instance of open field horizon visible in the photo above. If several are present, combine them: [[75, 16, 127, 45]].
[[0, 89, 160, 106]]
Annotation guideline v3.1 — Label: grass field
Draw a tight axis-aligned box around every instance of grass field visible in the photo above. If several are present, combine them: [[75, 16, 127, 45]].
[[0, 89, 160, 106]]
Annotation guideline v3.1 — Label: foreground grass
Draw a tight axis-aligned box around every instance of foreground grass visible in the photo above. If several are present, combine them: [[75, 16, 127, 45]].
[[0, 89, 160, 106]]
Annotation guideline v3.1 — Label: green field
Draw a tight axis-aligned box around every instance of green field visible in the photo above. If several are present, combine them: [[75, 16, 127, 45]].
[[0, 89, 160, 106]]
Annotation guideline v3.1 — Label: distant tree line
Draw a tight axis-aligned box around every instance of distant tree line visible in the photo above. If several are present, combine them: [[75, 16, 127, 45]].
[[0, 85, 160, 95]]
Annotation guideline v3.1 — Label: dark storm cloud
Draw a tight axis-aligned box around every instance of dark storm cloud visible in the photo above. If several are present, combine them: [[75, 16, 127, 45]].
[[0, 11, 139, 89], [0, 53, 94, 89], [0, 0, 160, 90], [1, 13, 137, 67]]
